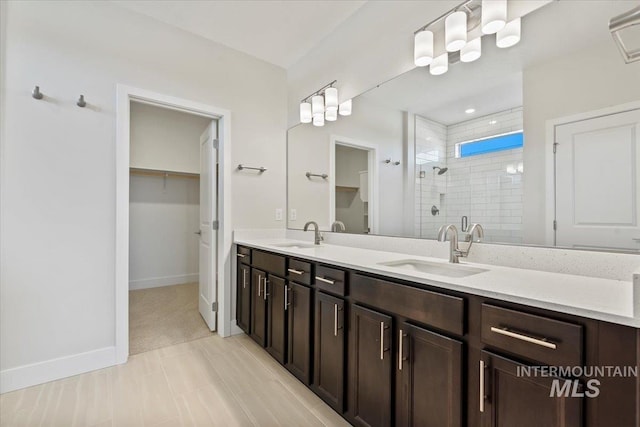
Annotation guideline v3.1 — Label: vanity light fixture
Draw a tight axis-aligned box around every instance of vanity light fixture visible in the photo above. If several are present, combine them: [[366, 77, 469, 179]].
[[430, 53, 449, 75], [339, 99, 352, 116], [460, 37, 482, 62], [445, 11, 468, 52], [496, 18, 521, 48], [414, 30, 434, 66], [324, 87, 338, 111], [414, 0, 523, 77], [299, 80, 351, 125], [481, 0, 507, 34], [300, 101, 312, 123]]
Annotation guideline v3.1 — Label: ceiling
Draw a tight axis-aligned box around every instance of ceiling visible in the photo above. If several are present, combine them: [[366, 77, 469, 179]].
[[113, 0, 367, 69], [360, 0, 638, 125]]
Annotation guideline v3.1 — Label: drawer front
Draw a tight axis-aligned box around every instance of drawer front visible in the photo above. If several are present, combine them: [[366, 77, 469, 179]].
[[481, 304, 583, 367], [252, 250, 286, 277], [287, 259, 312, 285], [351, 274, 464, 336], [315, 265, 346, 296], [236, 246, 251, 265]]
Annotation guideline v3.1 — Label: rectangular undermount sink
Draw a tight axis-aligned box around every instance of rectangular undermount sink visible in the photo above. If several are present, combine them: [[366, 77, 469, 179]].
[[378, 259, 488, 278], [271, 242, 316, 249]]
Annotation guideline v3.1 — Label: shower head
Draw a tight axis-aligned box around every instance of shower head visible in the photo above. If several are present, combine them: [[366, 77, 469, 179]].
[[433, 166, 448, 175]]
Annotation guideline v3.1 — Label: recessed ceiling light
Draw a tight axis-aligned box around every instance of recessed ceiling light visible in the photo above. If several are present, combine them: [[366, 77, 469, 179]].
[[465, 108, 476, 114], [489, 120, 497, 125]]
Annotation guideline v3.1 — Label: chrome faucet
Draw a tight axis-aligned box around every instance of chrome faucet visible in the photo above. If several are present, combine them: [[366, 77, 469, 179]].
[[437, 224, 463, 263], [437, 223, 485, 263], [304, 221, 324, 245], [331, 221, 346, 232]]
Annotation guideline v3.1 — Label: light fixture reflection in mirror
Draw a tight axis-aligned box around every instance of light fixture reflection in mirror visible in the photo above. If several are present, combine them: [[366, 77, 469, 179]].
[[414, 30, 434, 66], [430, 53, 449, 75], [496, 18, 521, 48], [445, 11, 468, 52], [460, 37, 482, 62], [481, 0, 507, 34]]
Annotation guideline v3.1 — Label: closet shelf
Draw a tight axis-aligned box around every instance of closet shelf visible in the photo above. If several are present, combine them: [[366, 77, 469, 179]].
[[336, 186, 359, 192], [130, 167, 199, 180]]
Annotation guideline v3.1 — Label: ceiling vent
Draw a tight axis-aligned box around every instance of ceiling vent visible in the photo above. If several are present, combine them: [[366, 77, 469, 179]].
[[609, 5, 640, 63]]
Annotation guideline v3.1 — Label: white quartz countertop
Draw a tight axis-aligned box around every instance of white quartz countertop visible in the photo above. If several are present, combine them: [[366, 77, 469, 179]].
[[234, 237, 639, 328]]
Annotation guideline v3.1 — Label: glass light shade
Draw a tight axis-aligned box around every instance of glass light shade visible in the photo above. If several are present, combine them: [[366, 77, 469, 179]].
[[299, 102, 312, 123], [414, 30, 434, 67], [325, 108, 337, 121], [311, 95, 325, 116], [313, 114, 324, 127], [324, 87, 338, 111], [445, 11, 467, 52], [460, 37, 482, 62], [339, 99, 352, 116], [430, 53, 448, 75], [496, 18, 521, 48], [481, 0, 507, 34]]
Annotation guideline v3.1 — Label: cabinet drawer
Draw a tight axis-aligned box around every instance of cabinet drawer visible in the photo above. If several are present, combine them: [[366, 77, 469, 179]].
[[481, 304, 583, 367], [351, 274, 464, 336], [287, 259, 312, 285], [236, 246, 251, 264], [252, 250, 286, 277], [315, 265, 346, 296]]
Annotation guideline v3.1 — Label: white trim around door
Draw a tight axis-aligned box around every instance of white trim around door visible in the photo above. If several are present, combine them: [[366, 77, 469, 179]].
[[115, 85, 232, 365]]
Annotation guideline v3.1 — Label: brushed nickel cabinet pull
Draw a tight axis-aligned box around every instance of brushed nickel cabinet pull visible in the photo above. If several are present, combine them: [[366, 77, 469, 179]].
[[288, 268, 304, 275], [237, 253, 246, 258], [258, 275, 262, 296], [316, 276, 335, 285], [243, 269, 247, 289], [263, 279, 268, 301], [398, 329, 404, 371], [334, 304, 338, 337], [380, 322, 385, 360], [284, 286, 288, 310], [480, 360, 485, 413], [490, 326, 557, 349]]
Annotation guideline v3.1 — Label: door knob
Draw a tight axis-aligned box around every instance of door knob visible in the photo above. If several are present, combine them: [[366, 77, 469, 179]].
[[194, 230, 202, 235]]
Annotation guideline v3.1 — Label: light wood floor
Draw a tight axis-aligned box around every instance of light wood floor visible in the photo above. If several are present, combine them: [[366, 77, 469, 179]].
[[0, 334, 352, 427], [129, 283, 212, 355]]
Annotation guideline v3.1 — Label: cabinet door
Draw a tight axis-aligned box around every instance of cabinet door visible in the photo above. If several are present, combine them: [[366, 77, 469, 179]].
[[266, 275, 287, 364], [349, 305, 393, 427], [480, 350, 582, 427], [313, 291, 346, 413], [286, 282, 312, 385], [250, 268, 267, 347], [236, 263, 251, 333], [397, 323, 462, 427]]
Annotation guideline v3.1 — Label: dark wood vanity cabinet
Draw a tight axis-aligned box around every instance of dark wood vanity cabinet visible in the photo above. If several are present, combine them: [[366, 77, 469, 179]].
[[480, 350, 582, 427], [236, 245, 640, 427], [314, 291, 346, 412], [286, 281, 312, 384], [397, 322, 463, 427], [236, 263, 251, 333], [249, 268, 267, 346], [349, 305, 393, 427], [266, 275, 287, 363]]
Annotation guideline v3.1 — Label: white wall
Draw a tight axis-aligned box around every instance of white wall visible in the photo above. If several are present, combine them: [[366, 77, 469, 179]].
[[287, 96, 405, 235], [129, 175, 199, 290], [522, 41, 640, 244], [0, 0, 286, 389], [130, 102, 210, 174]]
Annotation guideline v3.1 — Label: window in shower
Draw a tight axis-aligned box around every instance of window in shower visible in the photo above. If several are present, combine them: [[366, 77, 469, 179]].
[[455, 130, 524, 158]]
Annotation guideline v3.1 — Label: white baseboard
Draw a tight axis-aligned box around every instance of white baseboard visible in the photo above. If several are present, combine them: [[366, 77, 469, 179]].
[[230, 320, 244, 336], [129, 273, 198, 290], [0, 346, 116, 394]]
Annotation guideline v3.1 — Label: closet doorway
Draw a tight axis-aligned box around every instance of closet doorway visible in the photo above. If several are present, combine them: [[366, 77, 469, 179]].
[[128, 102, 218, 355]]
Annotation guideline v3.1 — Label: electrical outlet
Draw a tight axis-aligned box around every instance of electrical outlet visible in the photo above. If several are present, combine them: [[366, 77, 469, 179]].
[[290, 209, 297, 221], [275, 208, 283, 221]]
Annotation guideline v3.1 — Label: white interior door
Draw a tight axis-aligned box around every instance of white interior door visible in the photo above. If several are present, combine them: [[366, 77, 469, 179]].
[[199, 120, 218, 330], [555, 108, 640, 252]]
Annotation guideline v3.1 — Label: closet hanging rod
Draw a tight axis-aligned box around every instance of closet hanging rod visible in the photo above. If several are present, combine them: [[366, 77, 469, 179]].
[[237, 164, 267, 173], [306, 172, 328, 179], [129, 167, 199, 179]]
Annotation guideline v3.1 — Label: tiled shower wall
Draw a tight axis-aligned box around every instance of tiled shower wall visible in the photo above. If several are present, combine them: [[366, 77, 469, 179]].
[[415, 108, 524, 243]]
